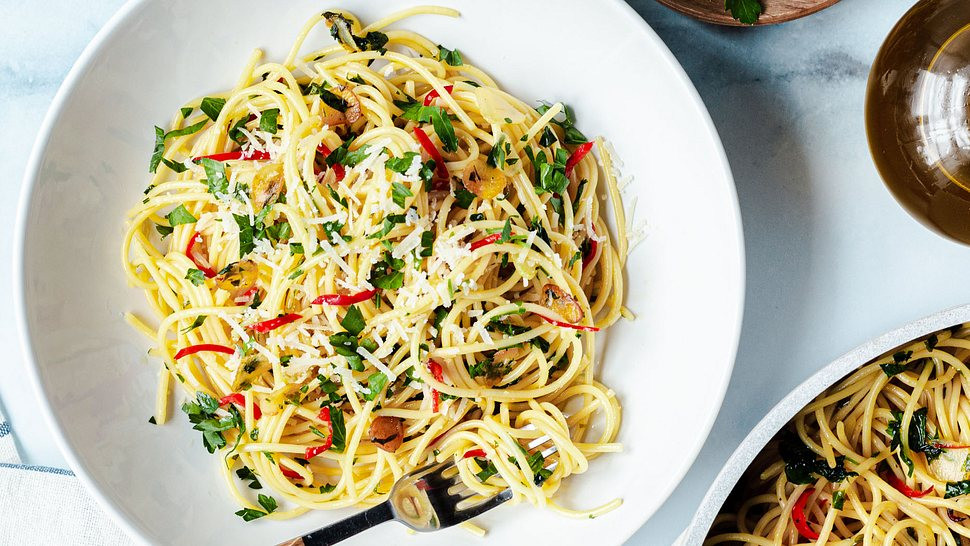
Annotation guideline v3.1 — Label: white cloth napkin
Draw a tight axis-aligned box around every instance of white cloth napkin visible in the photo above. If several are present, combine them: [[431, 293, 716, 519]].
[[0, 409, 131, 545]]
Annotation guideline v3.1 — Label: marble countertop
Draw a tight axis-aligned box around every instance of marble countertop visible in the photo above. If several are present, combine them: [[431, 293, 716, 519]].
[[3, 0, 960, 543]]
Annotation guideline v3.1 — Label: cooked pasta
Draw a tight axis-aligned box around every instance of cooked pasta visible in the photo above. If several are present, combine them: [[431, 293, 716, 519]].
[[122, 6, 626, 526], [707, 324, 970, 546]]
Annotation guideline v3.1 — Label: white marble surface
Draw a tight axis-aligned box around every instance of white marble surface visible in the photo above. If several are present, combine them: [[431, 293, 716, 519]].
[[3, 0, 962, 543]]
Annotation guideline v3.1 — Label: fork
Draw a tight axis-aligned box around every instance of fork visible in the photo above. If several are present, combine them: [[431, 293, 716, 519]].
[[278, 438, 555, 546], [276, 459, 512, 546]]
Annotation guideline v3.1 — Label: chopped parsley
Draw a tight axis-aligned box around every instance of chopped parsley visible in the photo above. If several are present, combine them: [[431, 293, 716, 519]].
[[259, 108, 280, 134], [340, 305, 366, 336], [474, 458, 498, 483], [453, 185, 476, 209], [880, 350, 914, 377], [780, 430, 857, 484], [362, 372, 389, 402], [200, 97, 226, 121], [725, 0, 763, 25], [438, 44, 463, 66], [235, 467, 263, 490], [181, 391, 243, 454], [180, 315, 207, 334], [391, 182, 413, 208], [149, 119, 207, 173], [234, 494, 277, 521], [233, 214, 255, 258], [535, 102, 587, 145], [323, 12, 389, 52], [166, 205, 197, 226], [198, 157, 229, 196], [888, 407, 943, 476], [386, 152, 420, 173]]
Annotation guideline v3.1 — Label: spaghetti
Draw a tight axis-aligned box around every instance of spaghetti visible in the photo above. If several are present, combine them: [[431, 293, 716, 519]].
[[122, 6, 626, 527], [707, 324, 970, 545]]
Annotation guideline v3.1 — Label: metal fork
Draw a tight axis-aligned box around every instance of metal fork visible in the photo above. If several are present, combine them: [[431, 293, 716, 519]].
[[278, 439, 555, 546]]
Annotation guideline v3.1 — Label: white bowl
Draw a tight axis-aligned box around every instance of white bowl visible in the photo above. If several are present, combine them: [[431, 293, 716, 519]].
[[683, 304, 970, 544], [14, 1, 744, 544]]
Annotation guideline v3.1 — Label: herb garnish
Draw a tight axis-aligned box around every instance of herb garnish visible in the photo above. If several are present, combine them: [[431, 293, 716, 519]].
[[438, 44, 463, 66], [888, 407, 943, 476], [725, 0, 763, 25]]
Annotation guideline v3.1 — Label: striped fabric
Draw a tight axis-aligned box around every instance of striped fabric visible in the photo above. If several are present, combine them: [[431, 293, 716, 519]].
[[0, 409, 131, 545]]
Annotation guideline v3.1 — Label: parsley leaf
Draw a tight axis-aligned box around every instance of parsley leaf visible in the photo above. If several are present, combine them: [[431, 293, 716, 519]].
[[149, 120, 207, 173], [155, 224, 174, 238], [946, 480, 970, 499], [166, 205, 197, 226], [438, 44, 463, 66], [474, 458, 498, 482], [233, 214, 255, 258], [362, 372, 389, 401], [453, 186, 476, 209], [391, 182, 413, 209], [498, 218, 512, 244], [185, 268, 207, 286], [161, 157, 188, 173], [340, 305, 366, 336], [386, 152, 420, 173], [200, 97, 227, 121], [259, 108, 280, 134], [329, 406, 346, 452], [235, 467, 263, 489], [725, 0, 763, 24], [323, 12, 388, 52], [486, 135, 507, 169], [198, 157, 229, 196], [429, 106, 458, 153], [888, 407, 943, 476], [780, 430, 857, 484], [181, 315, 207, 334]]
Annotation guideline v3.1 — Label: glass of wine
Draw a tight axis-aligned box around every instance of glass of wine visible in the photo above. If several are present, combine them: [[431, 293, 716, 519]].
[[867, 0, 970, 244]]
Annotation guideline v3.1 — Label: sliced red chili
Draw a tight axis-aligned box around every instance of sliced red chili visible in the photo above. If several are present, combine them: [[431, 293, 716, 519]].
[[564, 141, 593, 178], [280, 466, 301, 479], [536, 314, 600, 332], [423, 85, 454, 107], [414, 127, 449, 190], [312, 289, 376, 306], [582, 237, 598, 269], [185, 232, 217, 277], [463, 449, 487, 459], [792, 488, 820, 541], [249, 313, 302, 333], [883, 472, 933, 498], [469, 233, 501, 251], [305, 406, 334, 459], [316, 143, 346, 181], [192, 150, 271, 162], [218, 393, 262, 420], [174, 344, 235, 360], [234, 286, 258, 306], [428, 359, 444, 413]]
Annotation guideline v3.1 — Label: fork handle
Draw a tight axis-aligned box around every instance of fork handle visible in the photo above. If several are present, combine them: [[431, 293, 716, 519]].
[[282, 501, 395, 546]]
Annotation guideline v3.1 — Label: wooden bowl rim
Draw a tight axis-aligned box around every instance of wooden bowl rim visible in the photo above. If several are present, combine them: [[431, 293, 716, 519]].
[[654, 0, 842, 26]]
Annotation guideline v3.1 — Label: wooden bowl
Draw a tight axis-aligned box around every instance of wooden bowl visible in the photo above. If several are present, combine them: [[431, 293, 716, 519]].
[[655, 0, 841, 26]]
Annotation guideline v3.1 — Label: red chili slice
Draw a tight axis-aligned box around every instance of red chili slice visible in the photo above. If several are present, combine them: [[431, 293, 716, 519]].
[[792, 488, 820, 541], [312, 289, 376, 306], [316, 143, 346, 181], [536, 314, 600, 332], [305, 406, 334, 459], [564, 141, 593, 178], [234, 286, 258, 306], [414, 127, 450, 190], [423, 85, 454, 107], [174, 344, 235, 360], [192, 150, 271, 162], [280, 466, 301, 479], [185, 232, 217, 277], [218, 393, 263, 420], [463, 449, 487, 459], [428, 359, 444, 413], [883, 472, 933, 498], [469, 233, 501, 251], [249, 313, 302, 333], [582, 229, 599, 269]]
